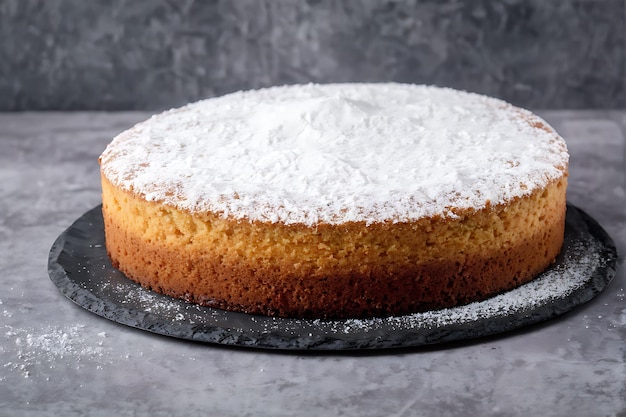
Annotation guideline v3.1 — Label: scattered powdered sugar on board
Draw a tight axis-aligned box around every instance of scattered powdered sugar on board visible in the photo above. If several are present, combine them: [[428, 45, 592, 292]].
[[98, 279, 204, 322], [115, 283, 187, 320]]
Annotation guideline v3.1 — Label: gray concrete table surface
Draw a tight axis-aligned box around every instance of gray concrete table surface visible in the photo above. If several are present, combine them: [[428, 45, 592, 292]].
[[0, 110, 624, 417]]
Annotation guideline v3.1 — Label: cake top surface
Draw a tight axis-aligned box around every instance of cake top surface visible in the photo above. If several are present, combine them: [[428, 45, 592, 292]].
[[100, 83, 568, 225]]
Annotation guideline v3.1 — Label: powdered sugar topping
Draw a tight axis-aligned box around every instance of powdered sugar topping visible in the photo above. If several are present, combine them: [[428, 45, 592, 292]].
[[100, 83, 568, 225]]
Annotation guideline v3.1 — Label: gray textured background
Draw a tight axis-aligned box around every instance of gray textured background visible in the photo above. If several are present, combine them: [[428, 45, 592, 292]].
[[0, 0, 624, 111]]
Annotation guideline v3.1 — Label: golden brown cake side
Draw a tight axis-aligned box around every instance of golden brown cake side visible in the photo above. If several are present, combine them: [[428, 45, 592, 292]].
[[101, 173, 567, 319]]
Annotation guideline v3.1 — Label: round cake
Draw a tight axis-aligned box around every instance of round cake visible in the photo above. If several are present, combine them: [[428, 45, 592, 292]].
[[99, 83, 569, 319]]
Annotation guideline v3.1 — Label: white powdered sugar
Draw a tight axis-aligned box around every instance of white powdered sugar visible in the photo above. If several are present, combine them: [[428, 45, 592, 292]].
[[100, 83, 568, 225], [2, 323, 107, 378]]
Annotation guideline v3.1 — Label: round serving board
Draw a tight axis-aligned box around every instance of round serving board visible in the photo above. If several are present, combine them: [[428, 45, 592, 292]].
[[48, 204, 618, 350]]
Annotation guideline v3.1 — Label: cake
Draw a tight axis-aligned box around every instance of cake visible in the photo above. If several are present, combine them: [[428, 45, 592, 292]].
[[99, 83, 569, 319]]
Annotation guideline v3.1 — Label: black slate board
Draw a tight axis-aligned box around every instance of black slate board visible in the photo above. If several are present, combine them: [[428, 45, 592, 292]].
[[48, 204, 618, 350]]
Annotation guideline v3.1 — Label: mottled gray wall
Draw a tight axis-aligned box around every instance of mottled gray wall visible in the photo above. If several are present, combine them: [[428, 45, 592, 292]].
[[0, 0, 624, 111]]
